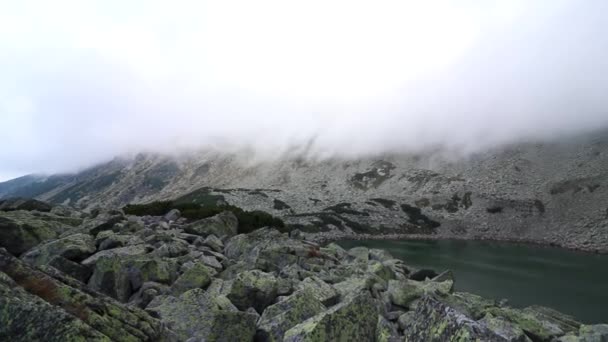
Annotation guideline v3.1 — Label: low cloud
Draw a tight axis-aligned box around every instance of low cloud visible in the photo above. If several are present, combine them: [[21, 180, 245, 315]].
[[1, 0, 608, 179]]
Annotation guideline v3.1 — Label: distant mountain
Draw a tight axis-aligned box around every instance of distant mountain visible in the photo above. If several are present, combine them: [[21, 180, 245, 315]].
[[2, 129, 607, 252]]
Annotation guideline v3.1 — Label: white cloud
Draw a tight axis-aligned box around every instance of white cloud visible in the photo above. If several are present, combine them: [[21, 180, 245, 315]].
[[0, 0, 607, 178]]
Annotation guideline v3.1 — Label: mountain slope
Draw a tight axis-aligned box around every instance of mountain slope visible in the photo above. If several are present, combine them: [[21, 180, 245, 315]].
[[2, 129, 607, 251]]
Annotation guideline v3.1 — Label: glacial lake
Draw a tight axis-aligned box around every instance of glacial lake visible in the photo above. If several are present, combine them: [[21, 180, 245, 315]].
[[338, 239, 608, 324]]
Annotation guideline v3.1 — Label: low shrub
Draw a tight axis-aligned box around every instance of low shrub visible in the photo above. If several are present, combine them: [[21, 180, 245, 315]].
[[122, 200, 285, 234]]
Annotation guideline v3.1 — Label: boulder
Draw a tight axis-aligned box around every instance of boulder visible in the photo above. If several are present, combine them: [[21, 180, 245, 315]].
[[146, 288, 258, 341], [0, 211, 75, 255], [184, 211, 238, 238], [48, 256, 93, 283], [163, 209, 181, 222], [557, 324, 608, 341], [479, 314, 533, 342], [148, 239, 190, 258], [129, 281, 169, 308], [387, 279, 453, 309], [170, 262, 213, 295], [296, 276, 340, 306], [347, 246, 369, 262], [0, 248, 163, 341], [95, 231, 143, 251], [283, 292, 379, 342], [21, 233, 96, 266], [368, 260, 396, 282], [377, 315, 400, 342], [403, 295, 509, 341], [203, 234, 224, 252], [88, 255, 179, 302], [485, 306, 579, 341], [0, 270, 111, 342], [226, 270, 279, 313], [81, 244, 150, 266], [256, 289, 327, 342]]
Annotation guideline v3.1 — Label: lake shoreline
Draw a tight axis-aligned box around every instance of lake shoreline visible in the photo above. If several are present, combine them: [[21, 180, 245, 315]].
[[309, 232, 608, 255]]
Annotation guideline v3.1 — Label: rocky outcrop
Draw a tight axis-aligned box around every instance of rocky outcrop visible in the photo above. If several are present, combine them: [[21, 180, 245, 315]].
[[0, 248, 163, 341], [0, 203, 606, 341], [0, 210, 80, 255], [146, 288, 258, 342]]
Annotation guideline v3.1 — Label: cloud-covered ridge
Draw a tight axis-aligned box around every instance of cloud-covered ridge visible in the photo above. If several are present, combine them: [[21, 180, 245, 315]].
[[1, 0, 608, 178]]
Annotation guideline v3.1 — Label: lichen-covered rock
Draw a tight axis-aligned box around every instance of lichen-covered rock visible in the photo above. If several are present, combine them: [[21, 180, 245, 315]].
[[256, 289, 327, 342], [347, 246, 369, 262], [377, 315, 399, 342], [203, 234, 224, 252], [0, 211, 76, 255], [148, 238, 190, 258], [368, 260, 396, 282], [226, 269, 279, 313], [223, 228, 307, 272], [48, 255, 93, 283], [479, 313, 533, 341], [88, 255, 179, 302], [96, 231, 143, 251], [0, 248, 163, 341], [283, 292, 379, 342], [170, 262, 213, 295], [146, 288, 257, 341], [163, 209, 181, 222], [21, 233, 96, 266], [403, 295, 509, 341], [557, 324, 608, 341], [387, 279, 453, 308], [0, 270, 111, 342], [485, 305, 579, 341], [296, 276, 340, 306], [81, 244, 150, 266], [199, 254, 223, 271], [439, 291, 499, 319], [129, 281, 169, 308], [184, 211, 238, 238]]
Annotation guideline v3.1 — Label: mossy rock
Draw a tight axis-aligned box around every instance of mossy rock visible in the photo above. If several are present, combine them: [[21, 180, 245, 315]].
[[21, 233, 96, 266], [256, 288, 327, 342], [226, 270, 279, 313], [147, 288, 257, 342], [88, 255, 178, 302], [387, 279, 453, 309], [170, 262, 213, 295], [283, 292, 379, 342], [0, 211, 75, 255]]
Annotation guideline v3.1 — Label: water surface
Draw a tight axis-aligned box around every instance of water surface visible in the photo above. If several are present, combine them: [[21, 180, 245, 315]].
[[338, 239, 608, 323]]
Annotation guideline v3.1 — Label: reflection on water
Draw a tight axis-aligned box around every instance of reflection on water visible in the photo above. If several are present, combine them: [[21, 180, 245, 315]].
[[338, 239, 608, 324]]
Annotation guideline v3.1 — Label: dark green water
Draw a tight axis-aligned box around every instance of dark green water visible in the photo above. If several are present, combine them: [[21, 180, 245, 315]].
[[338, 239, 608, 324]]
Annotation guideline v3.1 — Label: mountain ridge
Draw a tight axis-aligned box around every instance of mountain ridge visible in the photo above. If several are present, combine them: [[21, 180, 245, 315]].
[[2, 129, 607, 252]]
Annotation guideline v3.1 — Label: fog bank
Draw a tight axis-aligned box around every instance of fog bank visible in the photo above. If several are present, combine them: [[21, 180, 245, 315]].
[[1, 0, 608, 179]]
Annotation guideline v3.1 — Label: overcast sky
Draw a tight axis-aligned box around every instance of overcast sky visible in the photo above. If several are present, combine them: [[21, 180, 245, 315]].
[[1, 0, 608, 181]]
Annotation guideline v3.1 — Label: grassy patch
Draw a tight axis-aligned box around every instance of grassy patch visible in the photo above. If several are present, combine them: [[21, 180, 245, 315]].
[[273, 199, 291, 210], [486, 206, 503, 214], [401, 203, 441, 229], [323, 203, 370, 216], [369, 198, 396, 209]]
